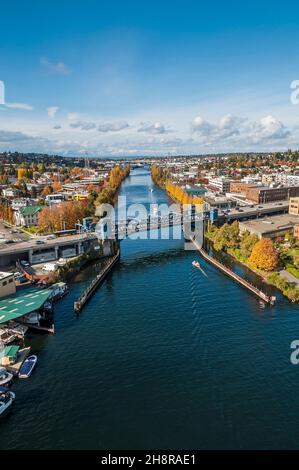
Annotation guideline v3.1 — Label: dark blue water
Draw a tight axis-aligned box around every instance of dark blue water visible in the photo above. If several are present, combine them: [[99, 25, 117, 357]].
[[1, 167, 299, 449]]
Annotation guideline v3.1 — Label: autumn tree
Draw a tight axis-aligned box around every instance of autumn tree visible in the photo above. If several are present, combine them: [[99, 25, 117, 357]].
[[38, 201, 90, 233], [249, 238, 278, 271], [42, 185, 53, 196], [213, 221, 239, 251], [240, 231, 259, 258], [52, 181, 62, 192]]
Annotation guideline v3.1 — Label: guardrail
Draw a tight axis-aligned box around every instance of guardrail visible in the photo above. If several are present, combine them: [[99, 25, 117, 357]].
[[74, 250, 120, 313], [191, 238, 276, 305]]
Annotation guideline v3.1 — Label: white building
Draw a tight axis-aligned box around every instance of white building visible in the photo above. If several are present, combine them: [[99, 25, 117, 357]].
[[0, 272, 16, 299], [11, 198, 36, 210], [14, 205, 42, 227], [207, 177, 232, 194]]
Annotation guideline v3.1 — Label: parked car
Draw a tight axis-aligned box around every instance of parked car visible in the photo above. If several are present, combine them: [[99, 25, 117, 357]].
[[20, 260, 30, 267]]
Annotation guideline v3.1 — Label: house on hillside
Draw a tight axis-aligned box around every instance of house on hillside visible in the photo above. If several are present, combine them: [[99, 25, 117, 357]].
[[14, 205, 42, 227]]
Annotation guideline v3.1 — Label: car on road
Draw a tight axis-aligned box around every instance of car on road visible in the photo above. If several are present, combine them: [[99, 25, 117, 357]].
[[35, 240, 46, 245], [46, 235, 56, 240], [20, 260, 30, 267]]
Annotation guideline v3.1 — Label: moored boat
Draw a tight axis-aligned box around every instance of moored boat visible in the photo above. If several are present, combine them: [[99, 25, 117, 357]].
[[22, 312, 41, 325], [0, 389, 15, 417], [49, 282, 69, 301], [18, 355, 37, 379], [0, 367, 13, 387]]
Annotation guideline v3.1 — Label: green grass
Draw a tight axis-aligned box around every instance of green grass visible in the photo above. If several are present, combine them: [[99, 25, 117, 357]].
[[286, 264, 299, 279]]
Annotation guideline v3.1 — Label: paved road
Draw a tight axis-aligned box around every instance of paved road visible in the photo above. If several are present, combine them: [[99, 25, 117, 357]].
[[280, 269, 299, 285], [0, 231, 97, 254], [0, 221, 31, 242]]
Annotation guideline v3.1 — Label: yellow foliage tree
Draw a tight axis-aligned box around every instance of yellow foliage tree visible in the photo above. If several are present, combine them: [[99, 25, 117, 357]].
[[248, 238, 278, 271]]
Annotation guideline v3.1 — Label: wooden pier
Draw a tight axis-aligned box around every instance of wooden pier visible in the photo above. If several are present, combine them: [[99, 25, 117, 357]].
[[191, 238, 276, 305], [74, 250, 120, 313]]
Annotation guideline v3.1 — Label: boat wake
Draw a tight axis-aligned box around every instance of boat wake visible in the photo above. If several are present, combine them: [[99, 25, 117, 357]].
[[192, 260, 208, 278]]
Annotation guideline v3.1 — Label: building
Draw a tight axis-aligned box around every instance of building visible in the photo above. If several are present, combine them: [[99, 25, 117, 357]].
[[239, 214, 299, 239], [287, 175, 299, 187], [11, 198, 36, 210], [0, 272, 16, 299], [229, 181, 257, 193], [246, 186, 299, 204], [289, 197, 299, 215], [45, 193, 67, 204], [14, 205, 42, 227], [1, 187, 20, 198], [207, 177, 232, 194]]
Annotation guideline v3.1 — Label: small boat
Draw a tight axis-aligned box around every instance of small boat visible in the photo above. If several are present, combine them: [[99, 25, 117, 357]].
[[22, 312, 41, 325], [0, 389, 15, 417], [192, 260, 208, 278], [18, 355, 37, 379], [192, 260, 201, 269], [0, 367, 13, 387], [49, 282, 69, 301]]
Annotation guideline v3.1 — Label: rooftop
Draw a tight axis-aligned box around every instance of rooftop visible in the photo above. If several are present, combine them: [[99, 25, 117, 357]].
[[0, 272, 13, 280], [19, 205, 43, 216], [239, 214, 299, 236], [0, 287, 52, 324]]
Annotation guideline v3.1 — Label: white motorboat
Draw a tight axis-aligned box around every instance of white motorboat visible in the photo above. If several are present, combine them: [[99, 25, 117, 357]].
[[0, 367, 13, 387], [192, 260, 201, 269], [0, 389, 15, 417], [192, 260, 208, 278]]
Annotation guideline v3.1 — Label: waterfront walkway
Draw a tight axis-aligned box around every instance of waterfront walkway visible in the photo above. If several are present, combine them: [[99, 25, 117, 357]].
[[74, 250, 120, 313], [191, 238, 276, 305]]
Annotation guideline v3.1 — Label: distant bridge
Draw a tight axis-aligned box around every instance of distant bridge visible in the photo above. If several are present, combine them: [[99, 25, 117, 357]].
[[97, 212, 207, 240]]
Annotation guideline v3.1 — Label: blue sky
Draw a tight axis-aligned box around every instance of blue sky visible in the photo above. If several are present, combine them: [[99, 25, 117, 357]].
[[1, 0, 299, 156]]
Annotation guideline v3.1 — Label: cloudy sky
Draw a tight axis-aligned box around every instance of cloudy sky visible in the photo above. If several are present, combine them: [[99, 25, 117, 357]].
[[1, 0, 299, 157]]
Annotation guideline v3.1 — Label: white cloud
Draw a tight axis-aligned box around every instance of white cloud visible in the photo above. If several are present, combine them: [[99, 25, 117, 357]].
[[70, 120, 97, 131], [67, 112, 81, 121], [5, 102, 33, 110], [98, 121, 129, 132], [250, 115, 290, 140], [191, 116, 214, 135], [138, 121, 169, 134], [40, 57, 71, 75], [47, 106, 59, 118], [190, 113, 290, 147]]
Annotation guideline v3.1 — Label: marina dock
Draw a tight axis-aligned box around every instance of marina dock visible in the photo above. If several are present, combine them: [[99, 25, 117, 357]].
[[6, 347, 31, 376], [191, 238, 276, 305], [74, 250, 120, 313]]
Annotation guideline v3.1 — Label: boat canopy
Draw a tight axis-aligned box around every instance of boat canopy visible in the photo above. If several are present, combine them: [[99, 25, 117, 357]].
[[3, 345, 19, 358], [0, 287, 52, 324]]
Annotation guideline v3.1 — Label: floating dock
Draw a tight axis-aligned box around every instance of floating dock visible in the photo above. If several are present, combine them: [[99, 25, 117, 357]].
[[191, 238, 276, 305], [6, 347, 31, 376], [74, 251, 120, 313]]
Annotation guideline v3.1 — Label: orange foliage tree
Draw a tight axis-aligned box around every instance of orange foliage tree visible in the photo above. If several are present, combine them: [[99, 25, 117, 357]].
[[248, 238, 279, 271], [52, 181, 62, 192], [166, 180, 204, 208], [38, 201, 89, 233]]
